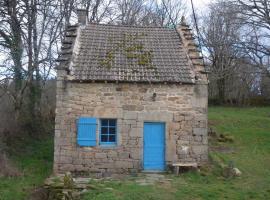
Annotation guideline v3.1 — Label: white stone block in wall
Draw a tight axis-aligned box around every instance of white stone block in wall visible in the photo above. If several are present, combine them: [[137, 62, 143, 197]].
[[192, 145, 208, 155], [123, 112, 138, 120], [193, 128, 207, 136]]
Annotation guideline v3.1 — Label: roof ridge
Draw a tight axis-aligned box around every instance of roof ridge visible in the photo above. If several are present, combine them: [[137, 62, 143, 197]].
[[84, 22, 176, 30]]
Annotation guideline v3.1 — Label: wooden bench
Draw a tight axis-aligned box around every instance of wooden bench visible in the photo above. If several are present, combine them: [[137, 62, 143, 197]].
[[172, 163, 198, 175]]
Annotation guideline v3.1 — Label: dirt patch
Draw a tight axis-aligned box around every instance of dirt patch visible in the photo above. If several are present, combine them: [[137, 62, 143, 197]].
[[0, 153, 21, 177], [208, 128, 234, 143], [208, 119, 221, 126], [29, 187, 49, 200]]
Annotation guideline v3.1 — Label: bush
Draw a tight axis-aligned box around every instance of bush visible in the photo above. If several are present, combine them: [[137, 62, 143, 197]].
[[0, 153, 21, 177], [248, 96, 270, 106]]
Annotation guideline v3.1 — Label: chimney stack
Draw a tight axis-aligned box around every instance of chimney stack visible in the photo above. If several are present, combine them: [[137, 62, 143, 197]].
[[77, 9, 88, 25]]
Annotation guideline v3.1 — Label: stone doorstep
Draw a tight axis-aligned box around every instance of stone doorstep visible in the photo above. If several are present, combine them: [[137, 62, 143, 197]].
[[141, 170, 166, 174]]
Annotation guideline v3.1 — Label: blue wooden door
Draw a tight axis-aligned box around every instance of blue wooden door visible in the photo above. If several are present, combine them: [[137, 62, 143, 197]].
[[143, 122, 165, 171]]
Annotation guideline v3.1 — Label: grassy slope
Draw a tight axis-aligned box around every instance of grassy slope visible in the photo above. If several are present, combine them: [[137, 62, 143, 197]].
[[0, 137, 53, 200], [0, 107, 270, 200], [172, 107, 270, 200], [82, 107, 270, 200]]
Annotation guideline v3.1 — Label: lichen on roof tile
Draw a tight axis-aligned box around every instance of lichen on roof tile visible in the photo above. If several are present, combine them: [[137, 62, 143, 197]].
[[69, 23, 194, 83]]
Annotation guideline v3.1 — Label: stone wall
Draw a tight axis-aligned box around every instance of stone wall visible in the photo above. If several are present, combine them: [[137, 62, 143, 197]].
[[54, 73, 208, 174]]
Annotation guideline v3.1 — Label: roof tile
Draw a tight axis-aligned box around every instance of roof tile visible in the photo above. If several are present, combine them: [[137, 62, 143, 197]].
[[69, 23, 195, 83]]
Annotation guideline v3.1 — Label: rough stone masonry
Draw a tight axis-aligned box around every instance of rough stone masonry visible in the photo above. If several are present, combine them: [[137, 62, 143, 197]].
[[54, 81, 208, 174]]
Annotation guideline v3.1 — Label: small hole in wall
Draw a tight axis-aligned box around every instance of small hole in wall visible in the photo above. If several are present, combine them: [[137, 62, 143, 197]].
[[152, 93, 157, 101]]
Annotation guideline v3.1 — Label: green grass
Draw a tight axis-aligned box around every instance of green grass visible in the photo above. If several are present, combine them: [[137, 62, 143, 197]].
[[82, 107, 270, 200], [0, 136, 53, 200], [1, 107, 270, 200], [82, 179, 176, 200]]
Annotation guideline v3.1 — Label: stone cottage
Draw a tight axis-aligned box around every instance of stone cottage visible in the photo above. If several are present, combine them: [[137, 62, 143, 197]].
[[54, 10, 208, 174]]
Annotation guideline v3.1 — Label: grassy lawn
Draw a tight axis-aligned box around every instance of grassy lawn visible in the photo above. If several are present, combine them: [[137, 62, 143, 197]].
[[1, 107, 270, 200]]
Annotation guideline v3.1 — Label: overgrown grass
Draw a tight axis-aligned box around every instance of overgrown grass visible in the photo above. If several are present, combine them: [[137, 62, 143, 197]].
[[1, 107, 270, 200], [0, 136, 53, 200]]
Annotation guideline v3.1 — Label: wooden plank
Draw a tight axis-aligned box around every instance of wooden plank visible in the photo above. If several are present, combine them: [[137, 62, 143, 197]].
[[172, 163, 197, 167], [172, 163, 198, 175]]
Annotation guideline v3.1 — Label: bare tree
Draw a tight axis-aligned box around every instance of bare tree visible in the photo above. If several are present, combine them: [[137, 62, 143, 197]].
[[201, 0, 244, 103], [235, 0, 270, 77], [140, 0, 186, 26], [0, 0, 72, 122], [112, 0, 147, 25], [0, 0, 26, 117], [77, 0, 114, 23], [107, 0, 185, 26], [237, 0, 270, 30]]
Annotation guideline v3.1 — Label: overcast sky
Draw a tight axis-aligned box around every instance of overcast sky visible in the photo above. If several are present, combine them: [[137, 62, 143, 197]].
[[187, 0, 213, 11], [195, 0, 212, 8]]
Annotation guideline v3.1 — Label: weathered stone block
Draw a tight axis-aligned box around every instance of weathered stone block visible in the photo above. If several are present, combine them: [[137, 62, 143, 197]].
[[129, 128, 142, 137], [169, 122, 181, 131], [177, 145, 190, 155], [138, 111, 173, 121], [202, 136, 208, 145], [123, 112, 138, 120], [128, 139, 139, 146], [193, 128, 207, 136], [60, 164, 75, 171], [95, 153, 107, 159], [108, 151, 118, 158], [173, 113, 185, 122], [123, 105, 144, 111], [192, 145, 208, 155], [184, 115, 194, 121], [138, 87, 147, 93], [168, 97, 179, 101], [59, 156, 72, 164], [115, 161, 133, 168], [166, 139, 177, 162], [130, 149, 141, 160], [194, 136, 202, 142], [119, 152, 130, 159]]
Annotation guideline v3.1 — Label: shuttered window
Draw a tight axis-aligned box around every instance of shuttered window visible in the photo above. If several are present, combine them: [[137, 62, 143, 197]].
[[77, 117, 97, 146], [100, 119, 117, 145]]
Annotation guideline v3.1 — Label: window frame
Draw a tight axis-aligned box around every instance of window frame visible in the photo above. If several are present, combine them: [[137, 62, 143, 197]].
[[99, 118, 117, 146]]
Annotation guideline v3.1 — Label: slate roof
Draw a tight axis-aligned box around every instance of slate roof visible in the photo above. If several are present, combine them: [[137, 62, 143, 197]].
[[61, 23, 195, 84]]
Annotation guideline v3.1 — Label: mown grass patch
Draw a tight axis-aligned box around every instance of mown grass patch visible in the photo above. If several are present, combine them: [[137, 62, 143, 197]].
[[82, 178, 176, 200]]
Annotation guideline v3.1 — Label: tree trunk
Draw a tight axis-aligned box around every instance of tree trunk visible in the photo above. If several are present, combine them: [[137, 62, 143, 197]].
[[9, 0, 24, 118], [217, 78, 225, 104]]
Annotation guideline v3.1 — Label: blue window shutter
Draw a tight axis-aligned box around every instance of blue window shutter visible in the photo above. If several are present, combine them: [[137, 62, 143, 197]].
[[77, 117, 97, 146]]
